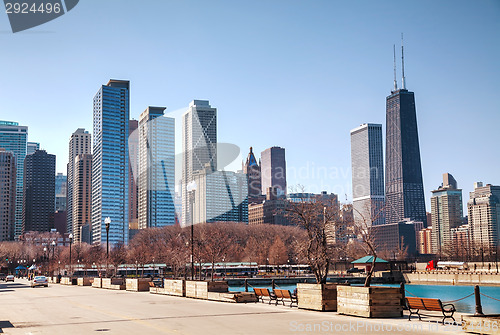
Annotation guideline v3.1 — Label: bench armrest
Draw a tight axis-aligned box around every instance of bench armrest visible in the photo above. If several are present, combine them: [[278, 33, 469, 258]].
[[442, 303, 456, 312]]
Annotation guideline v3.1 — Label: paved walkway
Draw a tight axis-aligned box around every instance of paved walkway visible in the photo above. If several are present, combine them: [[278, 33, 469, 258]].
[[0, 279, 467, 334]]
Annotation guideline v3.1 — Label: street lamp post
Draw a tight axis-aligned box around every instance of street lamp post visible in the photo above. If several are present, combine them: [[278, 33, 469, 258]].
[[187, 181, 197, 281], [51, 240, 56, 262], [105, 217, 111, 277], [69, 233, 73, 276]]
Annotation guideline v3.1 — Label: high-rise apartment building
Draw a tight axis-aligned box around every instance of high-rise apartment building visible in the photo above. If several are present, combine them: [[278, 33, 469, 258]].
[[0, 120, 28, 239], [0, 149, 16, 241], [385, 47, 427, 227], [72, 154, 92, 242], [431, 173, 463, 255], [128, 120, 139, 230], [22, 150, 56, 233], [243, 147, 261, 200], [261, 146, 286, 196], [138, 107, 175, 229], [418, 227, 432, 254], [182, 100, 217, 226], [66, 128, 91, 235], [468, 182, 500, 249], [350, 123, 385, 226], [91, 80, 130, 245], [27, 142, 40, 155], [191, 167, 248, 224]]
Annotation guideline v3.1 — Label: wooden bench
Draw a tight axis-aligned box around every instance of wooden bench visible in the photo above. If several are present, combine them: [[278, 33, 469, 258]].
[[253, 288, 277, 304], [406, 297, 456, 324], [274, 289, 298, 307]]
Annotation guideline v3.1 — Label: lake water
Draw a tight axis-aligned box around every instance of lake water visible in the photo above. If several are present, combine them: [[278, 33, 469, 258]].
[[229, 283, 500, 314]]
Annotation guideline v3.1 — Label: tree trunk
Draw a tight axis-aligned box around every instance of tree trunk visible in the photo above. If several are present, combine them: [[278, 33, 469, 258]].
[[364, 256, 377, 287]]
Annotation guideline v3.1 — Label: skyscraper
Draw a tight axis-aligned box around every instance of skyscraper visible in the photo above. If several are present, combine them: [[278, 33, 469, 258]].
[[91, 80, 129, 245], [243, 147, 262, 201], [182, 100, 217, 226], [468, 182, 500, 249], [431, 173, 463, 255], [350, 123, 385, 226], [138, 106, 175, 228], [0, 120, 28, 239], [66, 128, 91, 235], [128, 120, 139, 230], [73, 154, 92, 242], [23, 150, 56, 233], [192, 167, 248, 224], [385, 42, 427, 227], [0, 149, 16, 241], [55, 173, 67, 211], [261, 146, 287, 196], [27, 142, 40, 155]]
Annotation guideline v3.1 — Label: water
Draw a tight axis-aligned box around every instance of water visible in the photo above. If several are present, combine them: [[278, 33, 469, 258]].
[[230, 284, 500, 314]]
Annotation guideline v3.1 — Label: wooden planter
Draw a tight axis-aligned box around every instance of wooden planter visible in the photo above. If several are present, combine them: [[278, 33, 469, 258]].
[[297, 283, 339, 311], [185, 281, 228, 299], [60, 277, 74, 285], [77, 278, 92, 286], [337, 286, 403, 318], [126, 278, 151, 292], [92, 278, 102, 288], [163, 279, 185, 296], [102, 278, 125, 290]]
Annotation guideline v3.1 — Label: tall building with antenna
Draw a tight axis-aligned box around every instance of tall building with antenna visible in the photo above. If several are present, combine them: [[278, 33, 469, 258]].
[[385, 36, 427, 227]]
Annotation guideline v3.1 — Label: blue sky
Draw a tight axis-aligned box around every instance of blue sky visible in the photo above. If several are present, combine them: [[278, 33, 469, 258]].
[[0, 0, 499, 210]]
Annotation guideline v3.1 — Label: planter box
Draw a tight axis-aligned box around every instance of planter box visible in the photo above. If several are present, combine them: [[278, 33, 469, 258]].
[[60, 277, 74, 285], [102, 278, 124, 289], [337, 286, 403, 318], [92, 278, 102, 288], [77, 278, 92, 286], [126, 278, 151, 292], [150, 287, 166, 294], [297, 283, 339, 311], [53, 276, 60, 283], [462, 315, 500, 334], [186, 281, 229, 299], [163, 279, 185, 297]]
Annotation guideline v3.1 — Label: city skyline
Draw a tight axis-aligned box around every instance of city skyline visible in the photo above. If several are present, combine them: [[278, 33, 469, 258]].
[[0, 1, 499, 212]]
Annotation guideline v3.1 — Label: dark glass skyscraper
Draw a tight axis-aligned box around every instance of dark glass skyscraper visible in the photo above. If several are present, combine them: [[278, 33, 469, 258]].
[[22, 150, 56, 233], [385, 87, 427, 227]]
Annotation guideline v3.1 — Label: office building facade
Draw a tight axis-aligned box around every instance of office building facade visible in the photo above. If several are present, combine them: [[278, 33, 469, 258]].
[[191, 167, 248, 224], [350, 123, 385, 226], [0, 120, 28, 239], [0, 149, 16, 241], [66, 128, 91, 235], [91, 80, 130, 245], [27, 142, 40, 155], [261, 146, 286, 196], [431, 173, 463, 255], [138, 107, 175, 228], [468, 182, 500, 249], [72, 154, 92, 242], [385, 86, 427, 227], [128, 119, 139, 230], [22, 150, 56, 233], [55, 173, 67, 211], [372, 221, 417, 256], [243, 147, 262, 200], [182, 100, 217, 226]]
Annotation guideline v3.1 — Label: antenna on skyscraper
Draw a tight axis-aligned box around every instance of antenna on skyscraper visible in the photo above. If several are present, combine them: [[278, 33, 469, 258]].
[[393, 44, 398, 91], [401, 33, 406, 89]]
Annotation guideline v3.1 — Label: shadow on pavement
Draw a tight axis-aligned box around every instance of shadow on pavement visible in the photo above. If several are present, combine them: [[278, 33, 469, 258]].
[[0, 282, 31, 289], [0, 320, 14, 333]]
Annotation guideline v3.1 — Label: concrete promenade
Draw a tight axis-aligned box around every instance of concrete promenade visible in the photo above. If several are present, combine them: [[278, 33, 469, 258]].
[[0, 279, 466, 334], [405, 272, 500, 286]]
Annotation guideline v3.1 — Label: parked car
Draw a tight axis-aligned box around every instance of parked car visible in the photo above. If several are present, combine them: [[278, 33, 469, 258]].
[[31, 276, 48, 287], [6, 275, 15, 282], [346, 267, 364, 274]]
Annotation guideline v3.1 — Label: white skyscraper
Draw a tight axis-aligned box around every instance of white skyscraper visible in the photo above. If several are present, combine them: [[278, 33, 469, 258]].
[[350, 123, 385, 226], [138, 106, 175, 229], [182, 100, 217, 226]]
